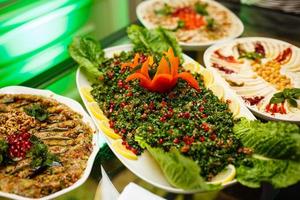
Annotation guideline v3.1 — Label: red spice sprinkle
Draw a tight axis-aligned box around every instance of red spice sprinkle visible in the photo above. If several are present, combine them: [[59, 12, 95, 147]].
[[212, 63, 235, 74], [214, 50, 239, 63], [255, 42, 265, 57], [243, 96, 264, 106], [275, 47, 292, 64]]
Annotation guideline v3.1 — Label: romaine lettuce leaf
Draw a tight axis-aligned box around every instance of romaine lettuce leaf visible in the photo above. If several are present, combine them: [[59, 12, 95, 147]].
[[145, 145, 221, 191], [237, 158, 300, 188], [127, 25, 182, 61], [234, 118, 300, 188], [68, 37, 104, 82]]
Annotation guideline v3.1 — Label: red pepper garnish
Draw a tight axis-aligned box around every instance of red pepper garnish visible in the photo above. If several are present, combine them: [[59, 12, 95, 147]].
[[126, 48, 200, 93], [275, 47, 292, 64], [172, 7, 205, 30], [265, 102, 287, 115], [214, 50, 239, 63]]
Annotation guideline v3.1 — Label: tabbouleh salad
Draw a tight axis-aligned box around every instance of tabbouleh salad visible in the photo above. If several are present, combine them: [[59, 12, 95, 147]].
[[69, 25, 300, 191]]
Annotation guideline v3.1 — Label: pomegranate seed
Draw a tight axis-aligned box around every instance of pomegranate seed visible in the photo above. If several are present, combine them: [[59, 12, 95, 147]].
[[201, 114, 207, 118], [149, 101, 155, 111], [109, 121, 115, 128], [117, 80, 123, 88], [8, 132, 32, 159], [160, 116, 166, 122], [107, 71, 114, 79], [210, 133, 217, 141], [173, 138, 180, 144], [199, 106, 204, 112], [121, 129, 127, 134], [114, 129, 119, 133], [161, 101, 167, 107], [131, 148, 138, 155], [158, 138, 164, 144], [120, 102, 126, 108], [200, 136, 205, 142], [127, 91, 133, 97]]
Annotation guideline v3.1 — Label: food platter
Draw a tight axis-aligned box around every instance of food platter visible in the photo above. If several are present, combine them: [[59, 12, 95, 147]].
[[0, 86, 100, 200], [136, 0, 244, 50], [76, 44, 256, 194], [204, 37, 300, 123]]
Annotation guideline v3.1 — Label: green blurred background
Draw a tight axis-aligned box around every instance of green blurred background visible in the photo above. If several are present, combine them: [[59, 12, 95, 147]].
[[0, 0, 131, 88]]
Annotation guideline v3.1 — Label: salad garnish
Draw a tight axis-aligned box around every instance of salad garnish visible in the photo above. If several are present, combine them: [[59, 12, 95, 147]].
[[270, 88, 300, 107], [126, 48, 199, 93]]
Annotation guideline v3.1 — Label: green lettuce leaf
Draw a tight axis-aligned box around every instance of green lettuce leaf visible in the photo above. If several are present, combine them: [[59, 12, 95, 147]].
[[68, 37, 104, 82], [234, 118, 300, 188], [237, 158, 300, 188], [145, 145, 221, 191], [127, 25, 182, 61]]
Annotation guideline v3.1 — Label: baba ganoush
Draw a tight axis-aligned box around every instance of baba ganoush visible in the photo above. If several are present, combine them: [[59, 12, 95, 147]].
[[0, 94, 93, 198]]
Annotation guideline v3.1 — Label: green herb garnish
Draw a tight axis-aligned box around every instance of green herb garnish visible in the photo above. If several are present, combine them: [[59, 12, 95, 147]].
[[24, 103, 49, 122], [0, 140, 9, 165], [239, 52, 264, 61], [195, 2, 208, 16], [155, 3, 172, 16], [206, 17, 215, 30], [177, 20, 185, 29], [29, 135, 60, 168], [270, 88, 300, 107]]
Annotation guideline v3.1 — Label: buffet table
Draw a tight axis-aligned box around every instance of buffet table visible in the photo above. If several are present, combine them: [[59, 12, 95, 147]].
[[10, 1, 300, 199]]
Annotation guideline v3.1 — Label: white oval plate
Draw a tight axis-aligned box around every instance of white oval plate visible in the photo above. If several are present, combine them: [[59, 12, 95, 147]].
[[136, 0, 244, 50], [204, 37, 300, 124], [0, 86, 100, 200], [76, 44, 256, 194]]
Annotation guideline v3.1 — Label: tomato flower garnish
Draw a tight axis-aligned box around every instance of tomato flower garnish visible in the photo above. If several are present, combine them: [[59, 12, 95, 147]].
[[125, 48, 200, 93]]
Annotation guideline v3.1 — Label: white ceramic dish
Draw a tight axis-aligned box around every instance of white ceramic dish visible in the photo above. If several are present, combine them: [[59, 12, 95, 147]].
[[76, 44, 256, 194], [136, 0, 244, 50], [204, 37, 300, 124], [0, 86, 100, 200]]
